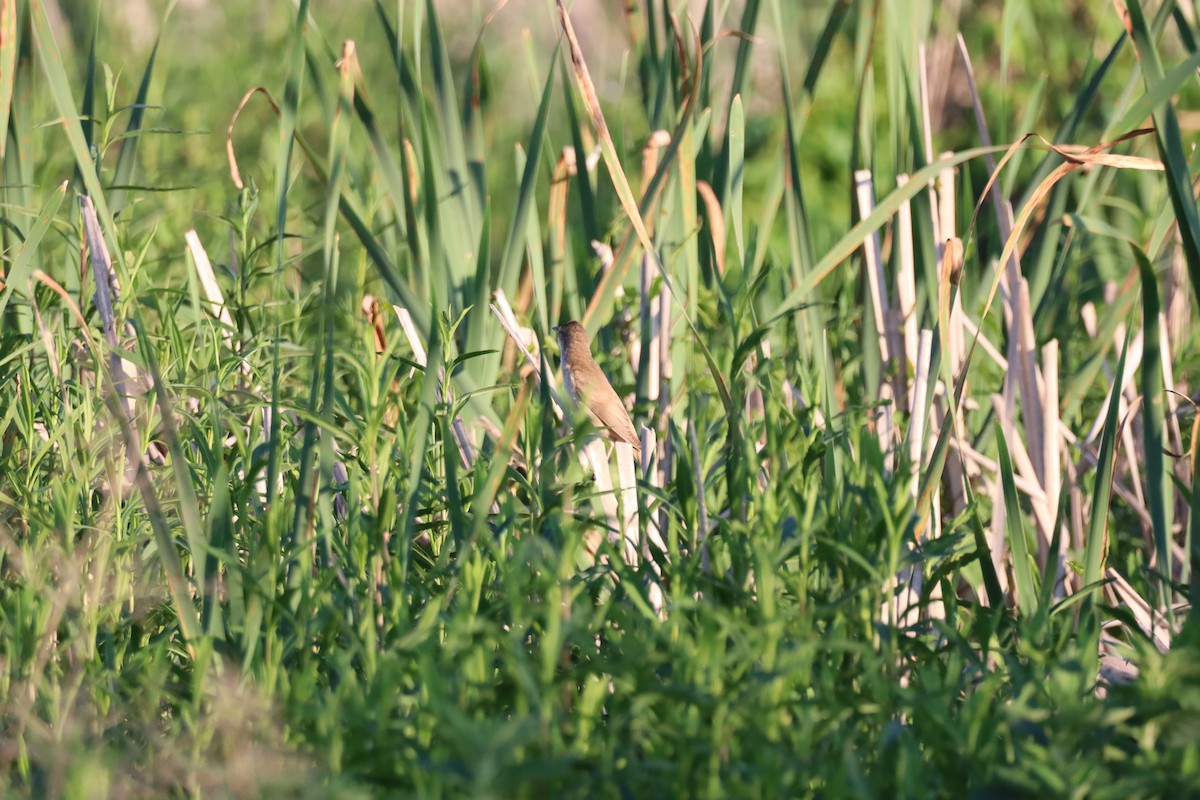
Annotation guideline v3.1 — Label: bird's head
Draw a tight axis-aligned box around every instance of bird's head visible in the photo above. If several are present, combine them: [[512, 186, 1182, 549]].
[[552, 320, 589, 354]]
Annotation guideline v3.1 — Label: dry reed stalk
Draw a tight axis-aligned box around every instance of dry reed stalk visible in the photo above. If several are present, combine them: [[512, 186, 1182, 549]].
[[547, 148, 576, 323], [81, 197, 160, 500], [1157, 312, 1185, 455], [916, 44, 942, 249], [954, 39, 1087, 578], [949, 437, 1050, 502], [1113, 328, 1149, 513], [82, 198, 145, 424], [1065, 454, 1086, 577], [1041, 339, 1066, 594], [1105, 568, 1173, 652], [909, 330, 934, 501], [1015, 279, 1047, 488], [854, 169, 897, 476], [954, 134, 1162, 566], [657, 284, 674, 540], [895, 175, 919, 378], [888, 329, 941, 626], [938, 163, 966, 389], [490, 291, 565, 420], [696, 180, 726, 275], [581, 438, 623, 558], [640, 130, 672, 210], [936, 170, 969, 521], [854, 170, 897, 368], [614, 444, 639, 562], [986, 472, 1013, 598], [614, 438, 663, 615], [592, 240, 620, 299], [955, 34, 1022, 327], [689, 418, 710, 575], [640, 252, 668, 558], [957, 314, 1009, 371], [186, 230, 236, 340]]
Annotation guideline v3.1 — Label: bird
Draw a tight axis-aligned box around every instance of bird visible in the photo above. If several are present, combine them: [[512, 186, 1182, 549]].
[[552, 321, 641, 456]]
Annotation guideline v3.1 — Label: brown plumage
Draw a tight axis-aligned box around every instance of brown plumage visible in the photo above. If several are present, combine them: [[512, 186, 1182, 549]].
[[553, 321, 641, 455]]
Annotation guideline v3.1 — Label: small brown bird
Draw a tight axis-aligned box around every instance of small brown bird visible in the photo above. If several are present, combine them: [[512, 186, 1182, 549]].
[[553, 321, 641, 455]]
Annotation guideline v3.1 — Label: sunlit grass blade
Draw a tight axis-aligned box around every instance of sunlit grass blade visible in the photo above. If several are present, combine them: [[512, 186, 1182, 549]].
[[0, 0, 16, 163], [725, 93, 744, 264]]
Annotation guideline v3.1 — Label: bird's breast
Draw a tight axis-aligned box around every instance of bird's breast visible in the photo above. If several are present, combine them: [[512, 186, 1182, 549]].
[[561, 363, 579, 403]]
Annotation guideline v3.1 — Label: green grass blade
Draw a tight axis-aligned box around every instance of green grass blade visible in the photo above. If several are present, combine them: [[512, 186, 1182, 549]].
[[995, 421, 1038, 616], [770, 145, 1007, 323], [1190, 421, 1200, 634], [1112, 47, 1200, 138], [29, 1, 119, 266], [77, 6, 98, 188], [726, 93, 744, 264], [265, 0, 312, 517], [1083, 325, 1132, 588], [1132, 244, 1172, 613], [710, 0, 760, 199], [399, 328, 442, 593], [1125, 0, 1200, 309], [110, 9, 170, 216], [423, 0, 478, 232], [963, 472, 1006, 610], [0, 180, 67, 317], [560, 59, 600, 246]]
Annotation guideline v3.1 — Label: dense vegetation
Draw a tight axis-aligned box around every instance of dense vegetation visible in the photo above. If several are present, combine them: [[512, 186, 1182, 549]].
[[3, 0, 1200, 796]]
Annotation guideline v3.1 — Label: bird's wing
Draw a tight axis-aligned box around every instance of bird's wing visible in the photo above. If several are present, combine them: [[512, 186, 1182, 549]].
[[572, 365, 640, 451]]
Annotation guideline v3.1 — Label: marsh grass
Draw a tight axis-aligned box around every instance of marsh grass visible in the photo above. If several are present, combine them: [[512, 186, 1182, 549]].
[[3, 0, 1200, 796]]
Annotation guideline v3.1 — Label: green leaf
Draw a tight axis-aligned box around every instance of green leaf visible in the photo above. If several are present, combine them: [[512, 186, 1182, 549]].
[[995, 421, 1038, 616]]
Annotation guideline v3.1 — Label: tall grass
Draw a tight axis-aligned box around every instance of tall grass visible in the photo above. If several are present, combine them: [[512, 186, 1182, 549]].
[[2, 0, 1200, 796]]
